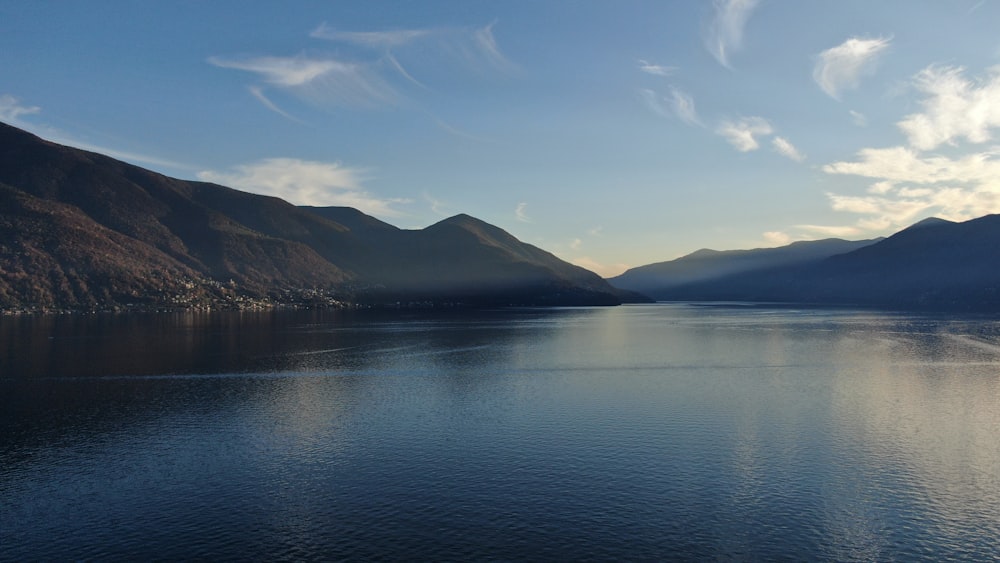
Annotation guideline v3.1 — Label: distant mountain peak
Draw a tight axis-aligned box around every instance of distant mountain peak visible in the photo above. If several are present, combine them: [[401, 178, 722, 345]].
[[904, 216, 955, 231]]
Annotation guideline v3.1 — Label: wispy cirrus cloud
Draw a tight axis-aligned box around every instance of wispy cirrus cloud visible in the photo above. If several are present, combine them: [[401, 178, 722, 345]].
[[311, 21, 516, 74], [772, 136, 805, 161], [814, 65, 1000, 237], [0, 94, 40, 121], [211, 22, 514, 123], [1, 94, 192, 171], [198, 158, 408, 217], [716, 116, 772, 151], [669, 87, 701, 126], [209, 55, 348, 87], [640, 87, 701, 126], [248, 85, 303, 123], [423, 192, 450, 216], [638, 59, 677, 77], [309, 26, 431, 49], [515, 202, 530, 222], [705, 0, 759, 68], [208, 54, 398, 109], [639, 89, 670, 118], [813, 36, 891, 100]]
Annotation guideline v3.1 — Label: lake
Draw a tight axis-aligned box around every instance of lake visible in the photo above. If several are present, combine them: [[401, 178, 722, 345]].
[[2, 304, 999, 560]]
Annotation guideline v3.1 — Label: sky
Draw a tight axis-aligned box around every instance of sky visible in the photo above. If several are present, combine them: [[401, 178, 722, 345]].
[[2, 1, 1000, 277]]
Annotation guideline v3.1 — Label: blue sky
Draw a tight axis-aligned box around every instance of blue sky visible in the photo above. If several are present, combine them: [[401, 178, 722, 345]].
[[2, 1, 1000, 276]]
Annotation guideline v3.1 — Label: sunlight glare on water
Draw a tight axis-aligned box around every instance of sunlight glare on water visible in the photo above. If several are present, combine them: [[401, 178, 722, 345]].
[[1, 304, 998, 560]]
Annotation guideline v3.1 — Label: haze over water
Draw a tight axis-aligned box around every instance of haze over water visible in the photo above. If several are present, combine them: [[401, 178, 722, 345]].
[[2, 304, 999, 560]]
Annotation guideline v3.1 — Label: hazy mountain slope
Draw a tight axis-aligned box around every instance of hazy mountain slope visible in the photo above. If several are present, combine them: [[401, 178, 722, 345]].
[[610, 238, 878, 298], [657, 215, 1000, 311], [0, 121, 634, 310], [365, 214, 638, 305]]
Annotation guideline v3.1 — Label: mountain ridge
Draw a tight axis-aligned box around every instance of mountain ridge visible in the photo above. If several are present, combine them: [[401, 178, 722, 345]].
[[609, 237, 881, 298], [0, 122, 642, 312], [615, 214, 1000, 311]]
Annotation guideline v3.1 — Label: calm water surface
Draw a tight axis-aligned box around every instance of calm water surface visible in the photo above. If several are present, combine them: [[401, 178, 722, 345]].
[[2, 304, 999, 560]]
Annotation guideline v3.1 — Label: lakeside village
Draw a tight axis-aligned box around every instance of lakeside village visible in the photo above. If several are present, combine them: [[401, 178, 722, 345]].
[[0, 277, 463, 315]]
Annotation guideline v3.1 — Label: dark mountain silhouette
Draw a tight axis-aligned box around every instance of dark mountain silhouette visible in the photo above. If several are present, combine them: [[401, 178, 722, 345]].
[[629, 215, 1000, 311], [609, 237, 879, 298], [0, 122, 640, 311]]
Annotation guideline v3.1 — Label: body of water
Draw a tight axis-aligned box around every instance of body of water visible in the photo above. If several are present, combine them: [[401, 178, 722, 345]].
[[2, 304, 999, 560]]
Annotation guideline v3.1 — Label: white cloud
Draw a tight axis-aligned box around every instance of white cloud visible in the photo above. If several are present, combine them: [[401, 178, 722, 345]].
[[212, 22, 514, 116], [198, 158, 407, 216], [850, 110, 868, 127], [638, 59, 677, 77], [515, 202, 530, 222], [716, 116, 772, 151], [897, 65, 1000, 150], [640, 88, 701, 126], [772, 136, 805, 161], [471, 22, 517, 73], [868, 181, 895, 194], [208, 55, 346, 87], [822, 147, 1000, 229], [705, 0, 759, 68], [795, 224, 864, 238], [248, 86, 302, 123], [762, 231, 792, 246], [669, 87, 701, 126], [813, 37, 891, 100], [817, 65, 1000, 236], [310, 25, 430, 49], [0, 94, 40, 122], [209, 54, 397, 109], [823, 146, 1000, 185], [312, 22, 515, 73], [570, 238, 582, 250]]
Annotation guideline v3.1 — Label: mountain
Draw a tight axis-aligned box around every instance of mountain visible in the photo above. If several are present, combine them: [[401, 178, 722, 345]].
[[609, 237, 879, 298], [632, 215, 1000, 311], [0, 122, 640, 311]]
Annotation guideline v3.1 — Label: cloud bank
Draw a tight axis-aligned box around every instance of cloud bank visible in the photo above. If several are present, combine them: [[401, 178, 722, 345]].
[[817, 65, 1000, 235]]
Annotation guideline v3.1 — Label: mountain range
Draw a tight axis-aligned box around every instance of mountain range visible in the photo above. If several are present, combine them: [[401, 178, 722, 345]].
[[0, 122, 643, 312], [610, 216, 1000, 311], [5, 120, 999, 314]]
